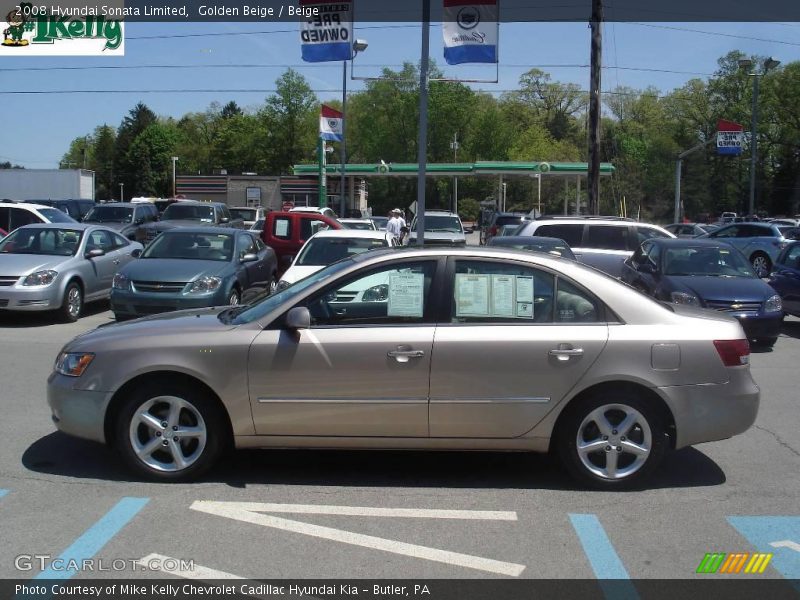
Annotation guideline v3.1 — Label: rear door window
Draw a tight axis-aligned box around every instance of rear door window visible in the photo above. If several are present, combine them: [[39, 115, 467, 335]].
[[585, 225, 629, 251], [534, 224, 583, 247]]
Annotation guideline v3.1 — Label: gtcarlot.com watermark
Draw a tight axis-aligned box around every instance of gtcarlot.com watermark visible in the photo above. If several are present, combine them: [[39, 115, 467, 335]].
[[15, 554, 195, 573]]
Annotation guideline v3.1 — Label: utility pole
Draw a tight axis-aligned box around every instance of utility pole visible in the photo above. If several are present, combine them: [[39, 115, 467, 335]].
[[450, 132, 459, 215], [414, 0, 431, 246], [587, 0, 603, 215]]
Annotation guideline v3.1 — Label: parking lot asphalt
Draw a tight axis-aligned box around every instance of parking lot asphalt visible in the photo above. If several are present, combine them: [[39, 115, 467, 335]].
[[0, 301, 799, 585]]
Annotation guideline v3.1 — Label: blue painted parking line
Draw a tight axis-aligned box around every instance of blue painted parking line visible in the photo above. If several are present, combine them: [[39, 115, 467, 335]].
[[33, 497, 149, 580], [728, 516, 800, 591], [569, 513, 639, 600], [0, 489, 8, 499]]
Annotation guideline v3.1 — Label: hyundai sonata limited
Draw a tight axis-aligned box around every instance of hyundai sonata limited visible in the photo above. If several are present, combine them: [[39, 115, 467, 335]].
[[47, 247, 759, 488]]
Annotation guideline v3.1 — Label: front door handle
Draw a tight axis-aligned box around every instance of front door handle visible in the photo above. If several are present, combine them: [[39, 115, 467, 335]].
[[388, 347, 425, 363], [549, 347, 584, 361]]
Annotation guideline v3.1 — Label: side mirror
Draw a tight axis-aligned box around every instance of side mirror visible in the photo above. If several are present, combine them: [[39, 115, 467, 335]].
[[240, 253, 258, 263], [639, 262, 656, 275], [86, 248, 105, 258], [131, 248, 142, 258], [285, 306, 310, 330]]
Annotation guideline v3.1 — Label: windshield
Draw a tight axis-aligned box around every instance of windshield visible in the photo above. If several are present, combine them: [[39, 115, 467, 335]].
[[84, 206, 133, 223], [37, 208, 76, 224], [663, 246, 755, 277], [230, 208, 256, 221], [0, 227, 83, 256], [412, 215, 462, 233], [494, 240, 575, 259], [142, 231, 233, 261], [162, 204, 215, 222], [228, 259, 354, 325], [343, 221, 375, 231], [296, 237, 388, 266]]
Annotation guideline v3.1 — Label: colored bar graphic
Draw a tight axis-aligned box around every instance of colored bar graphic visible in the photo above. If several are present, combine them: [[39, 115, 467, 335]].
[[34, 497, 149, 580], [697, 552, 774, 574], [569, 514, 639, 600]]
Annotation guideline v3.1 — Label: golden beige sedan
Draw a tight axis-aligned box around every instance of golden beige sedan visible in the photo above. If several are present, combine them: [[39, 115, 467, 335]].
[[47, 247, 759, 489]]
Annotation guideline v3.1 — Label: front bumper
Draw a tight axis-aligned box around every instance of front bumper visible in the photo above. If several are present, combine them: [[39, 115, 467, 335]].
[[0, 285, 62, 312], [47, 371, 114, 443], [660, 370, 760, 449], [111, 288, 228, 317]]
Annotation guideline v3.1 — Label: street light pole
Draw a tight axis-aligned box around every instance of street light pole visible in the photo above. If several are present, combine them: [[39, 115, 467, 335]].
[[740, 56, 780, 217], [119, 182, 124, 202], [340, 39, 368, 218], [171, 156, 179, 198], [450, 132, 459, 215]]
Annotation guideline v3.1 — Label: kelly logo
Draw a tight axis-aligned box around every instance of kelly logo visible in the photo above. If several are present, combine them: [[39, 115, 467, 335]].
[[696, 552, 773, 574], [1, 2, 124, 55]]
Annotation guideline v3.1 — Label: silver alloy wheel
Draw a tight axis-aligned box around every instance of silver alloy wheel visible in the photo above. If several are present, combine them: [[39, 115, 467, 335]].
[[228, 290, 240, 305], [66, 286, 82, 319], [576, 403, 652, 480], [128, 396, 207, 472], [269, 279, 277, 295], [752, 255, 769, 278]]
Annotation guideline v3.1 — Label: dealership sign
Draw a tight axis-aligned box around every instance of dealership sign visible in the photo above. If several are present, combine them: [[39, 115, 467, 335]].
[[717, 119, 744, 156], [442, 0, 499, 65], [300, 0, 353, 62]]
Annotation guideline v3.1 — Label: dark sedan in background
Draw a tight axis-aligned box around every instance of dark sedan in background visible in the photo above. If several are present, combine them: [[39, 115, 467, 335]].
[[82, 202, 159, 240], [487, 236, 577, 260], [111, 228, 276, 320], [768, 241, 800, 318], [135, 201, 244, 244], [622, 238, 783, 347]]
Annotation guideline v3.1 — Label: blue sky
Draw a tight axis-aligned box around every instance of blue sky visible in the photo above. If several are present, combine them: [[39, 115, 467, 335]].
[[1, 20, 798, 169]]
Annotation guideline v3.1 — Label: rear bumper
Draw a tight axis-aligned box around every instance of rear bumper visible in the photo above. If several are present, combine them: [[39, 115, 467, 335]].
[[660, 370, 760, 448]]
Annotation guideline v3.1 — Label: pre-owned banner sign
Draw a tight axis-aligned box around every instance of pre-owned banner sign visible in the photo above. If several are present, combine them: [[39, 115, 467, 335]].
[[300, 0, 354, 62]]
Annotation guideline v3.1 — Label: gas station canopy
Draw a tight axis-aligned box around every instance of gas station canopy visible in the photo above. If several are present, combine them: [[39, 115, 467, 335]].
[[293, 161, 615, 177]]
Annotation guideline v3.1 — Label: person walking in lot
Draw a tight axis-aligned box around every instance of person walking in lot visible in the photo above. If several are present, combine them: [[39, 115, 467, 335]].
[[387, 208, 405, 242]]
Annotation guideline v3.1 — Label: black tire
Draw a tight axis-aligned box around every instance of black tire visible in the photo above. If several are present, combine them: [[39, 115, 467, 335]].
[[241, 285, 267, 304], [114, 382, 227, 482], [59, 280, 83, 323], [750, 252, 771, 278], [556, 390, 668, 490]]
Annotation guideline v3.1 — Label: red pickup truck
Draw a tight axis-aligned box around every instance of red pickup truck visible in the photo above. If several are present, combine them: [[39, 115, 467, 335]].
[[261, 210, 343, 274]]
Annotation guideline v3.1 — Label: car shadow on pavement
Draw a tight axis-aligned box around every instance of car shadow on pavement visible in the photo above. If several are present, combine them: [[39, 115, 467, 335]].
[[22, 432, 726, 492], [778, 319, 800, 341], [0, 300, 112, 328]]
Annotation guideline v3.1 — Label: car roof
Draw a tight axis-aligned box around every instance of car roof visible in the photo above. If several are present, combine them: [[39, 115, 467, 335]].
[[530, 218, 648, 226], [649, 238, 736, 247], [165, 200, 225, 207], [150, 227, 247, 235], [0, 201, 61, 211], [15, 222, 100, 231], [489, 235, 568, 245], [92, 202, 138, 208], [311, 229, 391, 239], [229, 206, 261, 210]]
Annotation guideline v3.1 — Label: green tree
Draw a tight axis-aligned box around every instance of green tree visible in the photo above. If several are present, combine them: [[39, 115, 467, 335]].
[[127, 123, 180, 196], [114, 102, 157, 196], [262, 69, 318, 173]]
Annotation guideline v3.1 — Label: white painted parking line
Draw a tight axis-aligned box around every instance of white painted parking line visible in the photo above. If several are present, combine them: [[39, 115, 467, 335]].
[[137, 553, 245, 579], [190, 501, 525, 577], [770, 540, 800, 553]]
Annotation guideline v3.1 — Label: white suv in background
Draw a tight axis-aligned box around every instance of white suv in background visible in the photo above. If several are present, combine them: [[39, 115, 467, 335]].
[[0, 200, 78, 233], [515, 217, 674, 277]]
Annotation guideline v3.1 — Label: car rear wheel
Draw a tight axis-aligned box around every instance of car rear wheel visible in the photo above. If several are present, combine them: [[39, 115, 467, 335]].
[[115, 383, 226, 481], [751, 253, 771, 278], [59, 281, 83, 323], [557, 391, 667, 489]]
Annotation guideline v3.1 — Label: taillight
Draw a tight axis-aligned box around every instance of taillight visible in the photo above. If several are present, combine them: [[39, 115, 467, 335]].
[[713, 339, 750, 367], [490, 226, 498, 236]]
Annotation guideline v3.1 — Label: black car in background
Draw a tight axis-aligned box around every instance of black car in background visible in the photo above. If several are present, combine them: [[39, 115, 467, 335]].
[[32, 199, 96, 221], [481, 212, 529, 245], [135, 201, 245, 244], [622, 238, 783, 347], [82, 202, 159, 240]]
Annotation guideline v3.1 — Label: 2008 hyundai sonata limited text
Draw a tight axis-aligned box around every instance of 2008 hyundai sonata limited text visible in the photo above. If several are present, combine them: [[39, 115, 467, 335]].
[[47, 247, 759, 489]]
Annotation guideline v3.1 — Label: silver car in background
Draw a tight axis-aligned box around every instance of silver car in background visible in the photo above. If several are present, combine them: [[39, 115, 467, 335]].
[[47, 247, 758, 488], [0, 223, 142, 321]]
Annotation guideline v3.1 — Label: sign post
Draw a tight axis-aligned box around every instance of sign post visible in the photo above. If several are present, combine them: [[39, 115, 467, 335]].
[[318, 137, 327, 208]]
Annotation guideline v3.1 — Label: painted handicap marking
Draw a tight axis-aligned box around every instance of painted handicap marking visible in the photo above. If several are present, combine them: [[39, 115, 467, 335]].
[[34, 497, 149, 580], [728, 516, 800, 591], [190, 501, 525, 577], [0, 489, 8, 498], [569, 514, 639, 600]]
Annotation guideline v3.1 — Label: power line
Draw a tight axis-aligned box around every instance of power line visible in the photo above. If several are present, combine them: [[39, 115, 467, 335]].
[[628, 22, 800, 47]]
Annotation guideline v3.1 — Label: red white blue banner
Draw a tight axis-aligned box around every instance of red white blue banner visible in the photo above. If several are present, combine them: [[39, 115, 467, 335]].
[[320, 105, 343, 142], [300, 0, 354, 62], [717, 119, 744, 156], [443, 0, 499, 65]]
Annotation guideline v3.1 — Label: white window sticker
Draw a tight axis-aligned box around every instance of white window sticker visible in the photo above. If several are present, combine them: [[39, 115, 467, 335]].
[[275, 219, 289, 237], [515, 276, 535, 319], [491, 275, 515, 317], [387, 272, 425, 317], [455, 274, 490, 317]]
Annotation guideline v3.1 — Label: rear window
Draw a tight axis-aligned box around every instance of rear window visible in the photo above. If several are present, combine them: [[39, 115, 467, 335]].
[[495, 216, 524, 227], [534, 224, 583, 247]]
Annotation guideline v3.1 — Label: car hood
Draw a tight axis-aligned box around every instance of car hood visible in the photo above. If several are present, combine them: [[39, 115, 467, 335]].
[[120, 258, 230, 282], [84, 221, 134, 233], [408, 231, 465, 243], [64, 307, 238, 352], [281, 265, 323, 285], [141, 220, 214, 230], [0, 253, 71, 275], [666, 275, 773, 302]]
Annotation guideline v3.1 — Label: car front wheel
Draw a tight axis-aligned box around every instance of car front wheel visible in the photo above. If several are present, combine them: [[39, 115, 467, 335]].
[[59, 281, 83, 323], [557, 391, 667, 489], [115, 383, 226, 481], [751, 253, 771, 278]]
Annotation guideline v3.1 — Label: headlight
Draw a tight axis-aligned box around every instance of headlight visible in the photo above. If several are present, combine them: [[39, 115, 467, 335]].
[[362, 283, 389, 302], [671, 291, 700, 306], [188, 276, 222, 294], [112, 273, 130, 290], [22, 270, 57, 286], [765, 294, 783, 313], [277, 280, 291, 291], [54, 352, 95, 377]]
